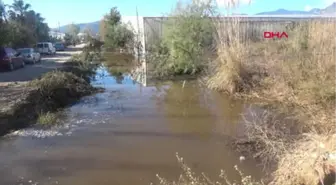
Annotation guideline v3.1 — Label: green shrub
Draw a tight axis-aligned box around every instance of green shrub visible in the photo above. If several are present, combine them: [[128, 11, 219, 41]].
[[102, 7, 135, 51], [149, 1, 215, 78]]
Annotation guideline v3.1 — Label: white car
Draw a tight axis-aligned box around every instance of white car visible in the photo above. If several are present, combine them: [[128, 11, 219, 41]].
[[17, 48, 41, 64], [36, 42, 56, 55]]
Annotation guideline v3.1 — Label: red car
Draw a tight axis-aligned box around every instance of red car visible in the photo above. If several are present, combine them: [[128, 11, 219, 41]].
[[0, 47, 25, 71]]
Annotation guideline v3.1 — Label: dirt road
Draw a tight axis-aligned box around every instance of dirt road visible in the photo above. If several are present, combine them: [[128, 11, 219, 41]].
[[0, 46, 83, 86]]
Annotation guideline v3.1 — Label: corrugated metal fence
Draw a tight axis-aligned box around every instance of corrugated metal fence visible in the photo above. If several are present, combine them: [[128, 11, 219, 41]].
[[142, 16, 335, 52]]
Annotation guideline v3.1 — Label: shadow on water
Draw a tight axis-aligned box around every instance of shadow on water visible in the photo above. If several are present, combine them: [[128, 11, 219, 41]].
[[0, 61, 265, 185]]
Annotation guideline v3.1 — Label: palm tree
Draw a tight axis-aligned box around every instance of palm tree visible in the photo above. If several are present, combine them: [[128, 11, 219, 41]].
[[0, 0, 8, 23], [8, 0, 31, 22], [11, 0, 30, 15]]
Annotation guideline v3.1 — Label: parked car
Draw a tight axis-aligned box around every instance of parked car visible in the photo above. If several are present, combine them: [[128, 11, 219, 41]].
[[53, 42, 65, 51], [0, 47, 25, 71], [17, 48, 41, 64], [36, 42, 56, 55]]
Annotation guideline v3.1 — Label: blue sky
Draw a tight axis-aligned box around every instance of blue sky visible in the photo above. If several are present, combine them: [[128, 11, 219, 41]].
[[2, 0, 334, 28]]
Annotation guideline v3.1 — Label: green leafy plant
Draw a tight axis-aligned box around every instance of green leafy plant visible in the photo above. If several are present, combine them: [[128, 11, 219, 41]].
[[149, 1, 215, 78]]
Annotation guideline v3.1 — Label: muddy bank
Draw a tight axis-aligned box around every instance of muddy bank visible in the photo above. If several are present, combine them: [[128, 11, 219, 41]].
[[0, 67, 103, 136]]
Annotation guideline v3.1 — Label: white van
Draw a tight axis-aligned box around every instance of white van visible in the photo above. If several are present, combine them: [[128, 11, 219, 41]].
[[36, 42, 56, 55]]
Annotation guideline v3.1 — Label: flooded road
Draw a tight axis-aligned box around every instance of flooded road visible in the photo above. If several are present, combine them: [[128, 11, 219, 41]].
[[0, 66, 263, 185]]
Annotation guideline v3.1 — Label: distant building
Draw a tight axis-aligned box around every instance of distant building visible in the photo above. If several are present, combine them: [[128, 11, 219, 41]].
[[49, 31, 65, 40], [77, 32, 86, 42]]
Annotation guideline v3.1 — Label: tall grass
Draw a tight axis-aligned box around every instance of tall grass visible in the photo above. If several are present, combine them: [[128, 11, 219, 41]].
[[206, 16, 251, 94]]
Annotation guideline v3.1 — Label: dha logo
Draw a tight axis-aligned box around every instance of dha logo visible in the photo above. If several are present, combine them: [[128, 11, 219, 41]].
[[263, 32, 288, 39]]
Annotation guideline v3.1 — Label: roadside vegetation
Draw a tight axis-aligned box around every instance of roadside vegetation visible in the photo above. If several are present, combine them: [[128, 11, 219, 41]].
[[0, 0, 52, 47]]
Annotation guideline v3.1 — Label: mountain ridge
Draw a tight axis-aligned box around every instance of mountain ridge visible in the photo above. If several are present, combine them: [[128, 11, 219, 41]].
[[51, 2, 336, 34], [256, 2, 336, 15]]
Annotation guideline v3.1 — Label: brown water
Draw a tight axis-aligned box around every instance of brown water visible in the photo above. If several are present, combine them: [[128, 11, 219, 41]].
[[0, 66, 263, 185]]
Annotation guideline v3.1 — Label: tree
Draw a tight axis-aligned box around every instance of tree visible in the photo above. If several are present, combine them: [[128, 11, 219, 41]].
[[83, 27, 94, 42], [8, 0, 31, 23], [63, 33, 72, 46], [0, 0, 50, 47], [66, 23, 80, 36], [103, 7, 134, 52], [0, 0, 8, 45], [65, 24, 80, 46], [105, 7, 121, 26], [105, 23, 134, 50], [0, 0, 6, 22]]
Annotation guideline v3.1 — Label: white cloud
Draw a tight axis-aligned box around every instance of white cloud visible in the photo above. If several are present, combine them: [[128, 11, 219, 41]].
[[304, 5, 312, 11]]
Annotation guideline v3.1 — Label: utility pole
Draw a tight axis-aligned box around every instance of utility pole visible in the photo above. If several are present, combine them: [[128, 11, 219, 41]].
[[58, 22, 61, 39]]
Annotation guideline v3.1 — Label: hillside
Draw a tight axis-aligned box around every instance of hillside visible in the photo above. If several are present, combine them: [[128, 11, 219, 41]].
[[51, 21, 100, 34], [257, 2, 336, 15]]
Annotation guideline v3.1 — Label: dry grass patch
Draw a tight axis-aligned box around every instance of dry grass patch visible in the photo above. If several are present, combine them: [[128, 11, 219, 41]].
[[154, 153, 264, 185], [207, 19, 335, 105], [206, 17, 251, 94], [271, 134, 336, 185]]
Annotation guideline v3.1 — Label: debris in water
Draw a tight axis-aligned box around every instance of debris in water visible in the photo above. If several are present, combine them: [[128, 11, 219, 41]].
[[239, 156, 246, 161]]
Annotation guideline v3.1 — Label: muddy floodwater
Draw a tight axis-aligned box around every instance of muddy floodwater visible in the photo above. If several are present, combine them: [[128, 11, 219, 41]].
[[0, 66, 264, 185]]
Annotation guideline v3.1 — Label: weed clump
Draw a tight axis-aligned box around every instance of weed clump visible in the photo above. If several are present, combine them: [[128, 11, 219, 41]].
[[154, 153, 263, 185], [29, 71, 96, 110], [37, 112, 59, 125]]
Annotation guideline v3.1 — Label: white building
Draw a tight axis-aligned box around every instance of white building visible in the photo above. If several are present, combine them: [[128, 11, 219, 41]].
[[121, 16, 146, 58], [49, 31, 65, 40]]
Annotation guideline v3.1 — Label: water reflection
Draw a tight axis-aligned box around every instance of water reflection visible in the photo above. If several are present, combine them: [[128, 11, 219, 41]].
[[210, 92, 246, 137], [152, 81, 215, 139]]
